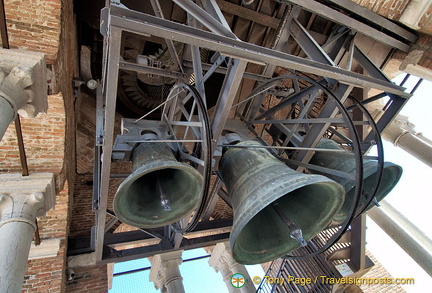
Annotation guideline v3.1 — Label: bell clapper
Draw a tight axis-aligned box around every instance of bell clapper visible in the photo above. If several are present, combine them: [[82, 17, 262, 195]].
[[157, 177, 171, 211], [271, 202, 307, 247]]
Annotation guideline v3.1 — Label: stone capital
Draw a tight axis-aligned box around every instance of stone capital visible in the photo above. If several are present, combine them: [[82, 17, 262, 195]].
[[0, 48, 47, 118], [208, 242, 232, 270], [0, 173, 56, 226], [150, 270, 165, 290], [151, 250, 184, 267], [150, 251, 184, 278], [209, 242, 256, 293], [149, 250, 184, 293]]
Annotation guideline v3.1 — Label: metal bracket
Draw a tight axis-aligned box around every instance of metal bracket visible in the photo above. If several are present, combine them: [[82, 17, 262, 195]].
[[112, 119, 172, 161]]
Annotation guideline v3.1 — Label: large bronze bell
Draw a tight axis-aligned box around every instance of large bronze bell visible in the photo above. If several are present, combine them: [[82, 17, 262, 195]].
[[310, 138, 403, 223], [219, 141, 345, 265], [113, 142, 202, 228]]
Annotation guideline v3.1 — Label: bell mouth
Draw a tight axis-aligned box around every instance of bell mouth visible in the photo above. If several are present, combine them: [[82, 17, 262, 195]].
[[230, 177, 344, 265], [114, 163, 202, 228], [333, 162, 403, 223]]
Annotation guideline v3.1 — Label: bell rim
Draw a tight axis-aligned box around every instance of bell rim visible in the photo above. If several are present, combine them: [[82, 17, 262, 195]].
[[332, 161, 403, 224], [229, 173, 345, 264]]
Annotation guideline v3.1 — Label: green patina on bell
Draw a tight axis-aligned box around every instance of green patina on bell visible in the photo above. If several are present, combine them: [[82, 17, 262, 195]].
[[114, 142, 202, 228], [219, 141, 345, 265], [310, 138, 403, 223]]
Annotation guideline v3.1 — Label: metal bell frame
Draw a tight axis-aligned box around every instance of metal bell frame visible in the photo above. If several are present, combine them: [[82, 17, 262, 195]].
[[107, 73, 385, 260], [85, 1, 411, 265]]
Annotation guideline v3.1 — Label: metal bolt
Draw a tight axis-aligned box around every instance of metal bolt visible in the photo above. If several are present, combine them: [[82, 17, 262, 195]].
[[86, 79, 98, 90]]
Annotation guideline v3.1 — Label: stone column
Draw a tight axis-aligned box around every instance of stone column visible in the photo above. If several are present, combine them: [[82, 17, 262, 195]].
[[382, 114, 432, 168], [368, 200, 432, 277], [149, 250, 185, 293], [0, 173, 55, 293], [0, 96, 15, 139], [209, 242, 255, 293], [0, 49, 47, 141]]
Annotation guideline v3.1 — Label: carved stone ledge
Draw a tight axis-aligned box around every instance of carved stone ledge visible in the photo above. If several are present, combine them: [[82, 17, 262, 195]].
[[0, 48, 47, 118]]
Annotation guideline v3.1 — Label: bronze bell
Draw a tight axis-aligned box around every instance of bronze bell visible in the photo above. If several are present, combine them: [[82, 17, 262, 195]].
[[310, 138, 403, 223], [113, 142, 202, 228], [219, 141, 345, 265]]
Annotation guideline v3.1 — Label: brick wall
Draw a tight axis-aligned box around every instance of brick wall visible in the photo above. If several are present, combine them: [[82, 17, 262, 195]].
[[0, 93, 66, 188], [351, 0, 432, 34], [391, 33, 432, 74], [70, 175, 125, 238], [71, 89, 130, 238], [0, 0, 80, 292], [351, 0, 409, 20], [418, 3, 432, 34], [416, 34, 432, 69], [65, 265, 108, 293], [347, 1, 432, 76], [69, 175, 94, 238], [2, 0, 62, 64]]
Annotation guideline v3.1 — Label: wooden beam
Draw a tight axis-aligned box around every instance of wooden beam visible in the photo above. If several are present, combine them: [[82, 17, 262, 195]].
[[215, 0, 280, 29]]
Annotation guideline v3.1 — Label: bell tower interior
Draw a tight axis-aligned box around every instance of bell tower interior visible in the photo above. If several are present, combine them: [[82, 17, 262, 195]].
[[0, 0, 431, 292]]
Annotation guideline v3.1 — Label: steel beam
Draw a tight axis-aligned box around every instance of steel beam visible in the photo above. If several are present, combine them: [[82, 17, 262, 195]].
[[202, 177, 224, 220], [245, 5, 301, 120], [292, 84, 354, 168], [327, 0, 417, 43], [211, 58, 248, 143], [278, 0, 411, 52], [290, 19, 336, 67], [364, 94, 407, 142], [119, 61, 188, 81], [255, 81, 322, 120], [182, 60, 269, 82], [101, 232, 230, 264], [350, 214, 367, 271], [92, 85, 104, 210], [105, 5, 410, 97], [187, 17, 207, 101], [68, 219, 232, 256], [94, 26, 122, 262], [353, 46, 390, 82], [201, 0, 233, 30], [150, 0, 184, 72], [326, 29, 353, 64], [172, 0, 237, 39]]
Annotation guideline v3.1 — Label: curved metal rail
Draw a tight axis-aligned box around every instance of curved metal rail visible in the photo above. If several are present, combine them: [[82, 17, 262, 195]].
[[156, 83, 213, 234]]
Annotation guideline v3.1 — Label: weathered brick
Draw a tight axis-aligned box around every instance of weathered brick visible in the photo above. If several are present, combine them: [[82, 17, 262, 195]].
[[3, 0, 61, 63]]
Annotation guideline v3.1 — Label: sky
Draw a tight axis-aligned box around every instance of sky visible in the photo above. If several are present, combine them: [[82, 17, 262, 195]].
[[110, 248, 264, 292], [110, 74, 432, 292]]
